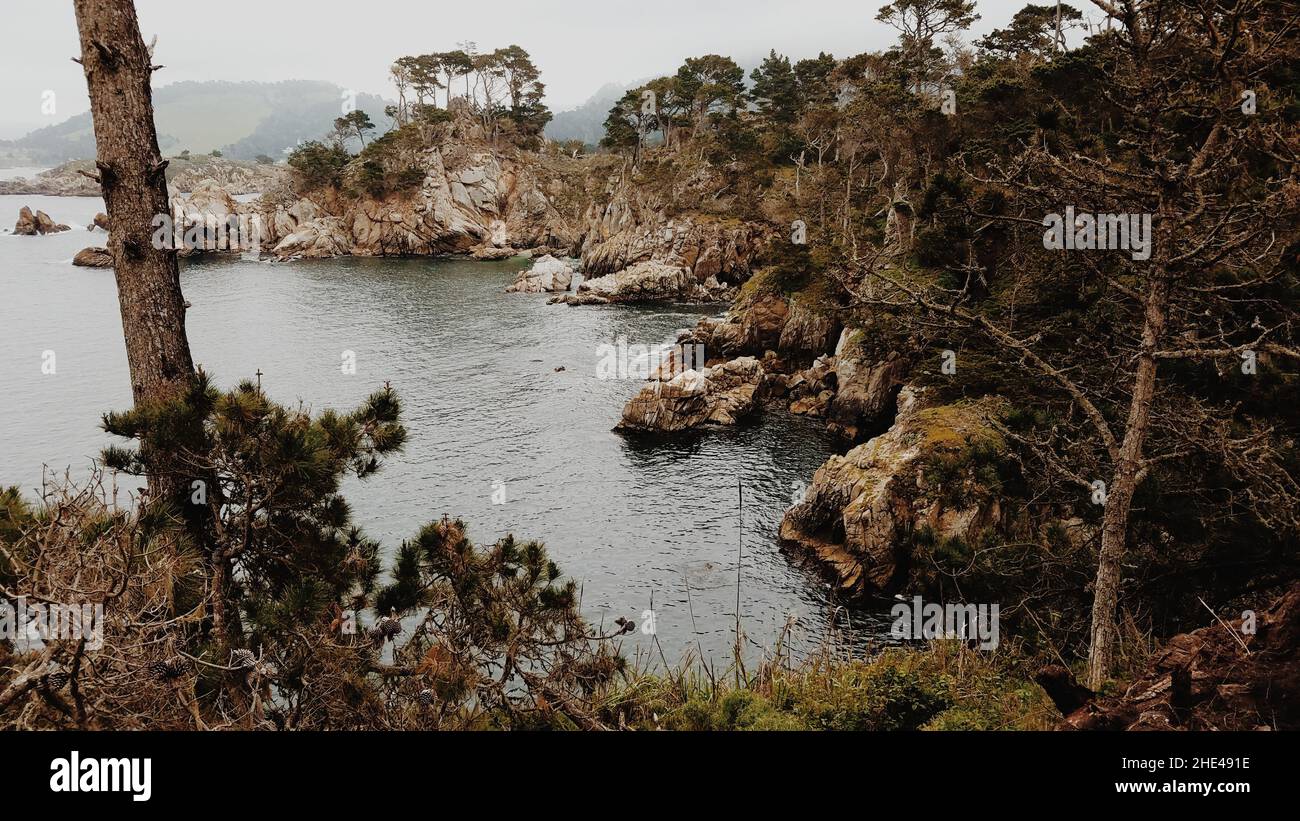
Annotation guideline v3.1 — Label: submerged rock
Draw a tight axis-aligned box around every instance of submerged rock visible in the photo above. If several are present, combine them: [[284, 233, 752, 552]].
[[72, 247, 113, 268], [780, 389, 1007, 597], [549, 291, 610, 306], [505, 254, 574, 293], [473, 244, 519, 260], [790, 390, 835, 416]]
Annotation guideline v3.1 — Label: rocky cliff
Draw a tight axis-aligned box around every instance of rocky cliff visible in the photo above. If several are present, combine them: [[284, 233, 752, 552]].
[[572, 168, 773, 303], [260, 142, 585, 261], [779, 389, 1010, 597]]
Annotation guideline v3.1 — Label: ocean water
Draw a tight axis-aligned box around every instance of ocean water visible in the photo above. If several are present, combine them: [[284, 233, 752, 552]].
[[0, 192, 890, 665]]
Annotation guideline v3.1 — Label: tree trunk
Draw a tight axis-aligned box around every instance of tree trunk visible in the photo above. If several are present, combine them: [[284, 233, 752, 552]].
[[1086, 272, 1170, 688], [73, 0, 198, 506]]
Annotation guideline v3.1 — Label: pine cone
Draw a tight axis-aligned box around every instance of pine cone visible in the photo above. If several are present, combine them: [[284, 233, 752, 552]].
[[46, 669, 70, 689], [370, 616, 401, 645], [417, 688, 434, 708], [148, 658, 187, 681], [230, 648, 257, 669]]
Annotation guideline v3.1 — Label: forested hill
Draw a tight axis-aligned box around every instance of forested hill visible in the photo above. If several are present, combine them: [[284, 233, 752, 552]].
[[544, 82, 629, 147], [0, 80, 392, 165]]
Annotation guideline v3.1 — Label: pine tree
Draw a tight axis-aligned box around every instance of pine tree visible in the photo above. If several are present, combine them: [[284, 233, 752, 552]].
[[72, 0, 202, 519], [750, 50, 800, 126], [102, 375, 406, 656]]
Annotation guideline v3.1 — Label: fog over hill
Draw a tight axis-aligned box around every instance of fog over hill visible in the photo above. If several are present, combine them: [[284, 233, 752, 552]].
[[544, 82, 630, 147], [0, 80, 392, 166]]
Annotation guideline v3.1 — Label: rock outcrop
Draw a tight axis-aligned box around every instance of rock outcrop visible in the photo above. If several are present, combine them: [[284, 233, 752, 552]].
[[740, 293, 790, 352], [553, 260, 727, 305], [784, 355, 837, 416], [267, 216, 350, 259], [13, 207, 37, 235], [581, 205, 768, 283], [473, 244, 519, 260], [72, 247, 113, 268], [779, 298, 841, 361], [140, 179, 268, 256], [688, 315, 748, 359], [679, 290, 841, 365], [780, 389, 1008, 597], [666, 289, 857, 428], [615, 357, 769, 433], [505, 254, 574, 293], [570, 172, 773, 304], [826, 333, 909, 440], [263, 139, 580, 261], [13, 206, 70, 235], [169, 179, 264, 253]]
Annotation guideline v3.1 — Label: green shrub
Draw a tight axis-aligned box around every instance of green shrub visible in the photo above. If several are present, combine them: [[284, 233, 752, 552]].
[[287, 140, 351, 191]]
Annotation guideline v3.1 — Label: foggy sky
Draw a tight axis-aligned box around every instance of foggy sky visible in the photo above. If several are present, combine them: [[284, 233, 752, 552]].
[[0, 0, 1089, 139]]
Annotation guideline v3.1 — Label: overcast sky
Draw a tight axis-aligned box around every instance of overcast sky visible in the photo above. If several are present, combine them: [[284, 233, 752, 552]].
[[0, 0, 1092, 139]]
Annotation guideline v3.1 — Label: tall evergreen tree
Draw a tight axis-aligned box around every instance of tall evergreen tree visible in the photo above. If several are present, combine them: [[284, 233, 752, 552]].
[[750, 50, 800, 125], [72, 0, 204, 527], [675, 54, 747, 133]]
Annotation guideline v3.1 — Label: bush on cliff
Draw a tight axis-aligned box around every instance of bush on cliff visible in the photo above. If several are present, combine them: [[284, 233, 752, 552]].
[[287, 139, 351, 192]]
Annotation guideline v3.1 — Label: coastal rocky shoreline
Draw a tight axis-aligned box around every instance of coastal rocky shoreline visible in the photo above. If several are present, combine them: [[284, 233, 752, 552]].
[[0, 112, 1230, 642], [7, 126, 986, 602], [0, 155, 283, 197]]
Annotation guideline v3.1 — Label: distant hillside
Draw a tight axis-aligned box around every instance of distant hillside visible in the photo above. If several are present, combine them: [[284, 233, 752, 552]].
[[544, 82, 633, 147], [543, 54, 769, 148], [0, 155, 284, 197], [0, 80, 393, 166]]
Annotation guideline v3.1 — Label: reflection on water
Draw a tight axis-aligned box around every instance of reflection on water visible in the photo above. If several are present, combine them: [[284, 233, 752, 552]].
[[0, 193, 890, 664]]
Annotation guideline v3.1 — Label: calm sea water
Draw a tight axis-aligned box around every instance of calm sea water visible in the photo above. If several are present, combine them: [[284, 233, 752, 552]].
[[0, 193, 889, 664]]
